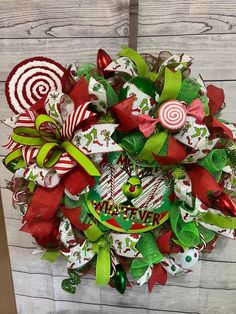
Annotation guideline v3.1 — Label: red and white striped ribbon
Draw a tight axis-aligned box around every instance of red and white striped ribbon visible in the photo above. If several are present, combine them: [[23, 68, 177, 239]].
[[21, 146, 38, 165], [110, 164, 115, 200], [110, 250, 117, 278], [2, 137, 21, 151], [16, 110, 36, 128], [54, 152, 76, 175], [62, 102, 96, 140]]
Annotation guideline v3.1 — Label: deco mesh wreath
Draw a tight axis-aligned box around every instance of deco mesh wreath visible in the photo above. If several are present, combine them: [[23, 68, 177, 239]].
[[2, 47, 236, 294]]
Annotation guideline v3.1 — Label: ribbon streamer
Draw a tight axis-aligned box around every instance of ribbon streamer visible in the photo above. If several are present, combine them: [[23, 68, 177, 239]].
[[91, 235, 112, 285]]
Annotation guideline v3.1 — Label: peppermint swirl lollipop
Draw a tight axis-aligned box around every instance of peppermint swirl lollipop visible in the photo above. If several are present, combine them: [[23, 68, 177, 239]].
[[5, 56, 66, 113], [158, 100, 187, 130]]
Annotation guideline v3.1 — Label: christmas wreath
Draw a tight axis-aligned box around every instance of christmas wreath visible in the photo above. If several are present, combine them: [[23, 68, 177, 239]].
[[2, 47, 236, 294]]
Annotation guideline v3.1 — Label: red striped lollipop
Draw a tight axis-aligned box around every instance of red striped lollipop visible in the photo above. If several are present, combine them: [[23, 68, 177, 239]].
[[5, 56, 66, 113], [158, 100, 187, 130]]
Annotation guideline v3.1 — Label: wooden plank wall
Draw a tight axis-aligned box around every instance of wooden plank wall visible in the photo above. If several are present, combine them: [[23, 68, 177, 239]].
[[0, 0, 236, 313]]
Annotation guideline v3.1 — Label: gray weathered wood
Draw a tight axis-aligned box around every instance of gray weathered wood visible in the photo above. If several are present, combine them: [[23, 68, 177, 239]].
[[8, 254, 236, 290], [138, 34, 236, 80], [0, 0, 130, 39], [11, 270, 236, 313], [0, 34, 236, 81], [139, 0, 236, 36], [0, 38, 128, 81], [0, 0, 236, 39], [15, 293, 192, 314]]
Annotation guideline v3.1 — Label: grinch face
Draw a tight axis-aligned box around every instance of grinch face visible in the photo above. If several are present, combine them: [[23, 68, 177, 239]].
[[122, 176, 143, 200]]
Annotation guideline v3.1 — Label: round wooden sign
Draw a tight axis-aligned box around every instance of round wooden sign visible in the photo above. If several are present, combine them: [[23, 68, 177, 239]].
[[87, 155, 173, 233]]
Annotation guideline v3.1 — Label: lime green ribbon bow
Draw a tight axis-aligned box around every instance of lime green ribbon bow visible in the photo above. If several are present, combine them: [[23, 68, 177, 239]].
[[91, 234, 112, 285], [159, 68, 182, 104], [4, 114, 100, 177]]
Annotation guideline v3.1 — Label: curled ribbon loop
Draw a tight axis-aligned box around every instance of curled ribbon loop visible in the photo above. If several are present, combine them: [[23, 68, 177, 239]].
[[118, 46, 149, 77], [199, 149, 227, 174], [35, 114, 62, 141], [12, 127, 46, 146], [170, 202, 200, 247], [36, 142, 62, 168]]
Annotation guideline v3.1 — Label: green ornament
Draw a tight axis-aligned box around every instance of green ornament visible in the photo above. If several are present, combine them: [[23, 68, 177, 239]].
[[171, 265, 176, 272], [112, 264, 127, 294]]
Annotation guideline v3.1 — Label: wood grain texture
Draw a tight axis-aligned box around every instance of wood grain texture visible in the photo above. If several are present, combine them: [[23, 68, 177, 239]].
[[0, 37, 127, 81], [137, 34, 236, 80], [8, 252, 236, 290], [1, 0, 236, 313], [15, 293, 198, 314], [11, 270, 236, 314], [0, 0, 130, 39], [0, 34, 236, 81], [0, 0, 236, 39], [139, 0, 236, 36]]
